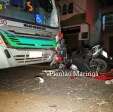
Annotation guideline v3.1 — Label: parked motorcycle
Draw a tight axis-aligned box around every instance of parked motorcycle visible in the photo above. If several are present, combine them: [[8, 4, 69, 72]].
[[71, 45, 113, 72], [50, 39, 68, 69]]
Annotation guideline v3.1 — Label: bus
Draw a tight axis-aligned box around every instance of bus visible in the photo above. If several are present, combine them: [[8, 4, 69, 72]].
[[0, 0, 63, 69]]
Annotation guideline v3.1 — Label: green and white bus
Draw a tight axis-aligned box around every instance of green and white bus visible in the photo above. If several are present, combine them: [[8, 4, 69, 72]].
[[0, 0, 63, 69]]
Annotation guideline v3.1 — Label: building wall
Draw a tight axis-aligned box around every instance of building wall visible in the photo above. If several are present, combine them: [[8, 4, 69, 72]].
[[86, 0, 101, 46], [101, 6, 113, 56], [59, 0, 87, 21], [58, 0, 101, 46]]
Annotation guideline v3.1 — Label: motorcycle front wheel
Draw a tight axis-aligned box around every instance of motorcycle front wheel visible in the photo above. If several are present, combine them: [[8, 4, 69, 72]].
[[89, 58, 108, 72]]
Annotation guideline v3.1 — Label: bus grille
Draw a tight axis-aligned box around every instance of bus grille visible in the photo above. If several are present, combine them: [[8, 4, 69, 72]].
[[13, 53, 51, 64]]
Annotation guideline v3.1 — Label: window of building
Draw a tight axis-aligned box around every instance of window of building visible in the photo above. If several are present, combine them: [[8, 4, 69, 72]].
[[62, 4, 68, 15], [68, 2, 73, 14]]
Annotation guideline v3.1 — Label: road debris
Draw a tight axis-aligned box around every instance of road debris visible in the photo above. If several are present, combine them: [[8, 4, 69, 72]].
[[34, 76, 45, 84]]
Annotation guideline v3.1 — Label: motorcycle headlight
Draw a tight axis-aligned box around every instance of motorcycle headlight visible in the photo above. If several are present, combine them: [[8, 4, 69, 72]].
[[102, 51, 108, 58]]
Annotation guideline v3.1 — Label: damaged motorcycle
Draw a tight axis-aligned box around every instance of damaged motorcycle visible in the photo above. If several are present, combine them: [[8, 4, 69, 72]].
[[71, 45, 113, 72]]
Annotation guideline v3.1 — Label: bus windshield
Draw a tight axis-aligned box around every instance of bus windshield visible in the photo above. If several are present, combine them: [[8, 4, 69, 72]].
[[0, 0, 59, 28]]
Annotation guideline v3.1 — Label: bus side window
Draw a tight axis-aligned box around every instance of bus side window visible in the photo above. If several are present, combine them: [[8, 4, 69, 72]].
[[10, 0, 23, 7]]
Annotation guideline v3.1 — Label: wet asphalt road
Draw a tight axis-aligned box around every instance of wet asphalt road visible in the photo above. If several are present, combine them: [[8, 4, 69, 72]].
[[0, 64, 113, 112]]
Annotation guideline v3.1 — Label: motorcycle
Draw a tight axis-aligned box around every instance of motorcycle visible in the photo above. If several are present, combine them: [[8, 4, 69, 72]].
[[50, 39, 68, 69], [71, 45, 113, 72]]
